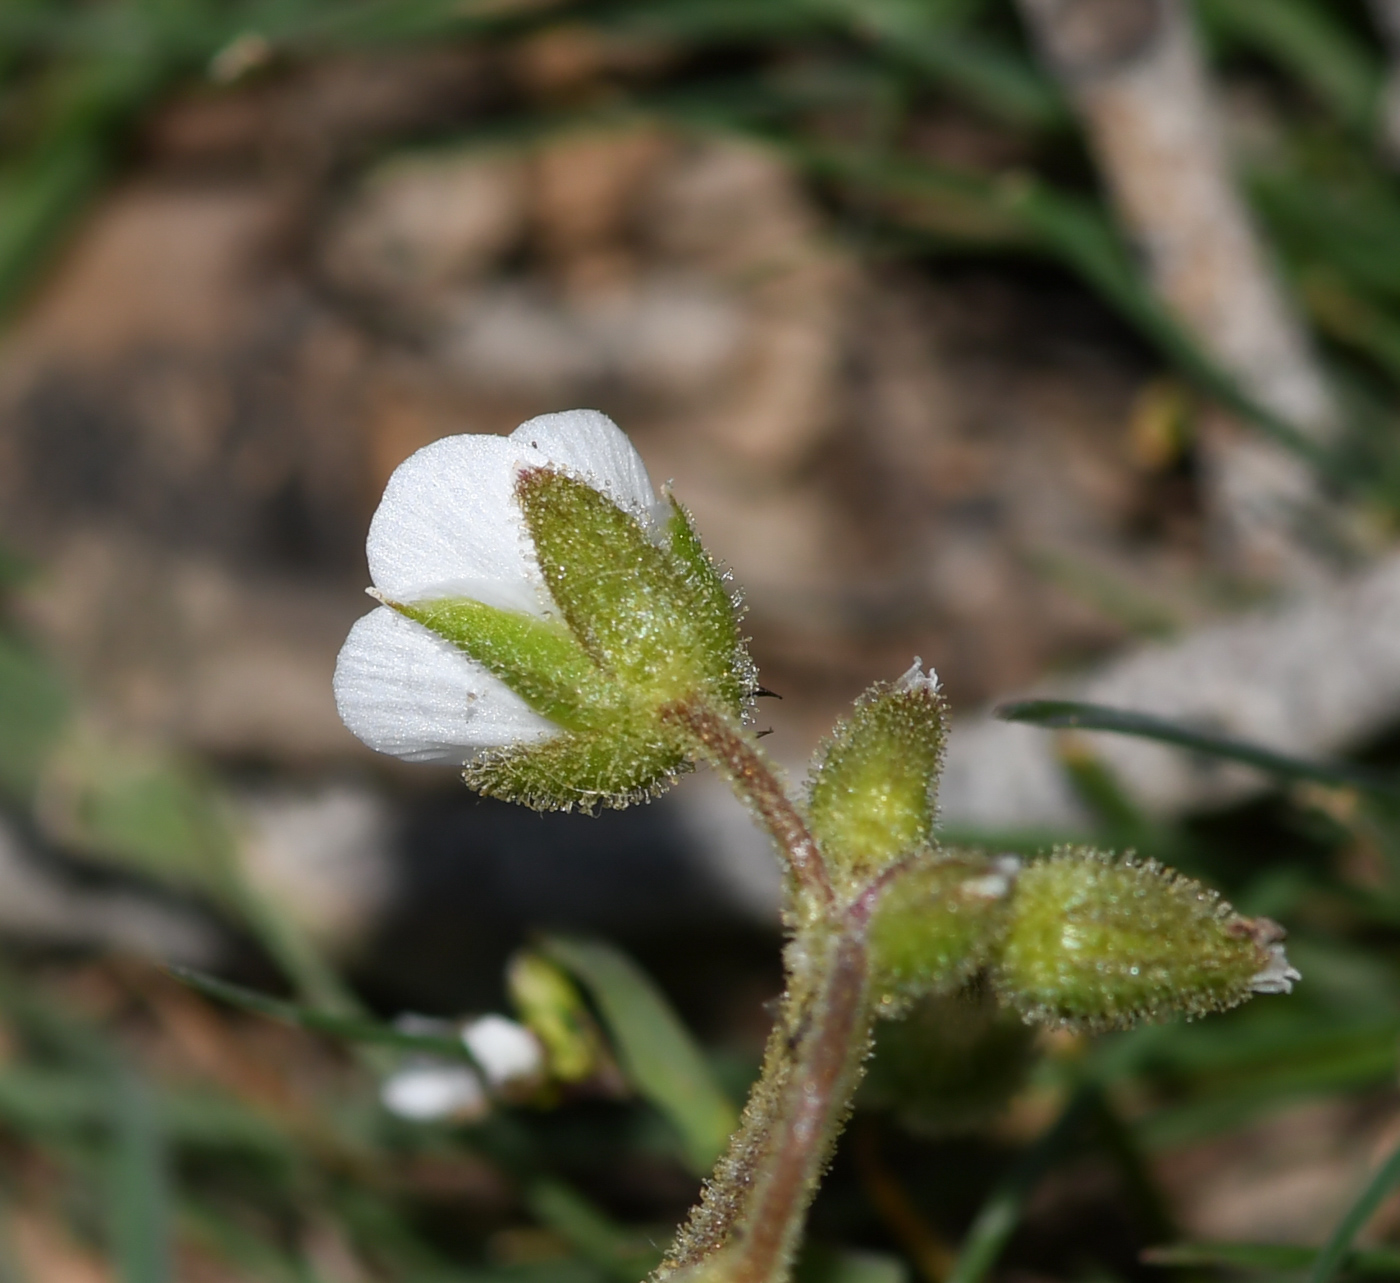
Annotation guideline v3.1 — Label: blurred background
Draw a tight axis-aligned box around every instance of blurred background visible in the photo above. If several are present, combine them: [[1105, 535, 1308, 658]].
[[8, 0, 1400, 1279]]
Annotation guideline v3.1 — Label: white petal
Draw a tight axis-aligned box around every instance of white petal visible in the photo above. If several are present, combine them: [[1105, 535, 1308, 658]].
[[367, 433, 550, 614], [509, 409, 668, 532], [381, 1063, 487, 1122], [333, 607, 558, 763], [462, 1015, 545, 1088]]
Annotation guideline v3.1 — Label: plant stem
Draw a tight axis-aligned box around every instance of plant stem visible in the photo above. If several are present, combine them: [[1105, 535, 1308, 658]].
[[655, 700, 875, 1283], [664, 701, 834, 910], [730, 929, 872, 1283]]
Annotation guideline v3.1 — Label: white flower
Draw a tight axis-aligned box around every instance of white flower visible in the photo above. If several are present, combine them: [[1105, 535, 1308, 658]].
[[380, 1062, 488, 1122], [462, 1014, 545, 1089], [334, 410, 668, 765]]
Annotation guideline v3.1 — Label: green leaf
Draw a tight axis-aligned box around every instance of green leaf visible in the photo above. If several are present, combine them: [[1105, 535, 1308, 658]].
[[540, 935, 737, 1176], [1309, 1139, 1400, 1283], [165, 966, 471, 1060], [1144, 1241, 1400, 1275], [995, 699, 1400, 798], [107, 1069, 171, 1283]]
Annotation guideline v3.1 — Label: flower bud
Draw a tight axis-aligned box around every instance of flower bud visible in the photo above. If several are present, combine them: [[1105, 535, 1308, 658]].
[[996, 848, 1300, 1030], [867, 851, 1016, 1011], [861, 986, 1036, 1137], [806, 662, 946, 885]]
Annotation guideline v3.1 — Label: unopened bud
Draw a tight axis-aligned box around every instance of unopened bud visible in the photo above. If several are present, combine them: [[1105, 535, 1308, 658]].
[[996, 848, 1299, 1030], [861, 985, 1036, 1136], [806, 661, 946, 885]]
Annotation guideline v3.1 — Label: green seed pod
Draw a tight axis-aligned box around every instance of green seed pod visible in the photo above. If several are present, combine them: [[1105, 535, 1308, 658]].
[[860, 984, 1036, 1137], [867, 851, 1016, 1012], [996, 848, 1300, 1031], [806, 663, 947, 885]]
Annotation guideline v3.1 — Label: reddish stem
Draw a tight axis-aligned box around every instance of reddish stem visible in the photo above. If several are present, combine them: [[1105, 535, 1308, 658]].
[[664, 700, 835, 910]]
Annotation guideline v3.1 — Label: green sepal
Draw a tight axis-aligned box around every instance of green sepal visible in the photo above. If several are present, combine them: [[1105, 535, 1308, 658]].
[[996, 848, 1279, 1031], [806, 669, 947, 885], [393, 595, 616, 730], [463, 722, 690, 814], [867, 851, 1014, 1013], [516, 469, 750, 712], [664, 499, 755, 712]]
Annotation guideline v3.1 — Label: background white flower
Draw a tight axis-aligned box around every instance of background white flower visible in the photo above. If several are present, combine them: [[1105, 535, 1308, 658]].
[[333, 409, 666, 764], [380, 1062, 488, 1123]]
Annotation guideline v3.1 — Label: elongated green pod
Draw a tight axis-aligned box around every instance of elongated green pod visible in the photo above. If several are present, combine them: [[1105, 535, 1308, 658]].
[[996, 848, 1299, 1030]]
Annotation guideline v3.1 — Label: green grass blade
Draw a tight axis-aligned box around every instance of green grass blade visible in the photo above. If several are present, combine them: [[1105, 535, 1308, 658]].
[[1145, 1240, 1400, 1274], [165, 966, 470, 1060], [0, 634, 68, 801], [769, 141, 1342, 479], [996, 699, 1400, 798], [815, 0, 1061, 127], [540, 935, 737, 1176], [524, 1179, 661, 1282], [945, 1088, 1096, 1283], [797, 1246, 909, 1283], [1309, 1140, 1400, 1283], [1198, 0, 1382, 132], [107, 1070, 171, 1283]]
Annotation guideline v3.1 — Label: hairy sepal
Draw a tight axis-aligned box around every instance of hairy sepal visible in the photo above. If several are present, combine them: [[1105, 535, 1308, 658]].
[[517, 468, 750, 714], [996, 848, 1279, 1031], [805, 673, 947, 886], [393, 596, 615, 730], [464, 724, 691, 814]]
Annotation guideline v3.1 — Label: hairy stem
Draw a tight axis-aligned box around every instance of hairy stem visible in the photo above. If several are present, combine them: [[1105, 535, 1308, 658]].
[[664, 700, 834, 910], [731, 929, 873, 1283], [655, 928, 875, 1283], [654, 700, 875, 1283]]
